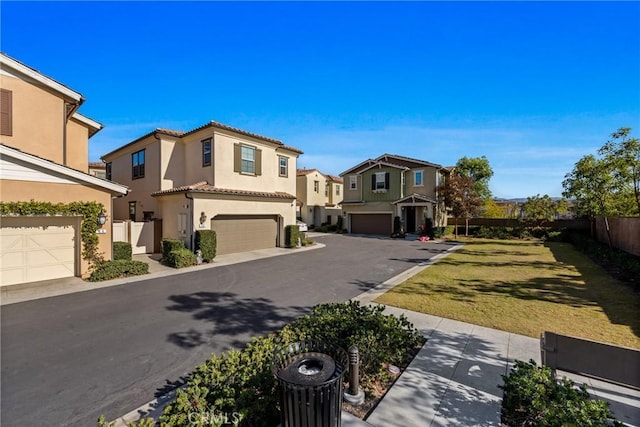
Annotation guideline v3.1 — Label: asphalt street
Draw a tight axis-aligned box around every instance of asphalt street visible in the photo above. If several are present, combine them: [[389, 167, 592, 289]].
[[0, 234, 455, 427]]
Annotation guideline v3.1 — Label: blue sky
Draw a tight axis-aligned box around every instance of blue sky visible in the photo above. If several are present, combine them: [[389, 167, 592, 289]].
[[2, 1, 639, 198]]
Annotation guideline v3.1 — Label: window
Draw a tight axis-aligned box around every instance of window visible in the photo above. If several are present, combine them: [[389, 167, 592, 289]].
[[128, 201, 136, 221], [234, 144, 261, 175], [349, 175, 357, 190], [336, 185, 340, 196], [202, 138, 212, 167], [373, 172, 389, 190], [0, 89, 12, 136], [279, 156, 288, 177], [414, 170, 423, 186], [132, 149, 145, 179], [106, 162, 112, 181], [325, 183, 329, 197], [95, 171, 106, 179], [314, 180, 320, 193]]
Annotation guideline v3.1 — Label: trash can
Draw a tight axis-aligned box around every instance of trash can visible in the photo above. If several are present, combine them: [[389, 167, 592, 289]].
[[272, 341, 348, 427]]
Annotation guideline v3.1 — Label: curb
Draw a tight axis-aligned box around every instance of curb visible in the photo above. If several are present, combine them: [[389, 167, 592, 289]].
[[353, 243, 464, 305]]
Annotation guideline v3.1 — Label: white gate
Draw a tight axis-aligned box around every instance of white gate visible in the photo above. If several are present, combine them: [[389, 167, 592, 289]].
[[112, 221, 154, 254]]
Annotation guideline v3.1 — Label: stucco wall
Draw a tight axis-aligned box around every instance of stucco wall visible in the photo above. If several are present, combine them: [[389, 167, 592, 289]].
[[66, 118, 90, 172], [342, 174, 363, 202], [1, 179, 116, 277], [157, 192, 296, 249], [105, 135, 162, 221], [0, 73, 65, 163]]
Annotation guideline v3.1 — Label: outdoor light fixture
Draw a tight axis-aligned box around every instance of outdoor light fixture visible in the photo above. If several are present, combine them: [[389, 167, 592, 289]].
[[98, 211, 107, 226]]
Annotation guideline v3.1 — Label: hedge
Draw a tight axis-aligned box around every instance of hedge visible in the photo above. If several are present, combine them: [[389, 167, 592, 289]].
[[284, 224, 300, 248], [500, 359, 622, 426], [195, 230, 216, 262], [162, 239, 185, 260], [113, 241, 132, 261], [88, 260, 149, 282], [165, 248, 197, 269]]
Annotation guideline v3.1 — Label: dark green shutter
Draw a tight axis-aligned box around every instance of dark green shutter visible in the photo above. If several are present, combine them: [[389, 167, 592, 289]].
[[255, 148, 262, 175], [234, 144, 241, 172]]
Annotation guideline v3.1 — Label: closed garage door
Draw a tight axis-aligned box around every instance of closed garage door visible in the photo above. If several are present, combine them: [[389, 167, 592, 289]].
[[211, 215, 278, 255], [350, 213, 392, 235], [1, 216, 78, 286]]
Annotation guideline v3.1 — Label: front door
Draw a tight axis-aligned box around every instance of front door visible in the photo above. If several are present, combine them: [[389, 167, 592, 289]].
[[405, 206, 416, 233]]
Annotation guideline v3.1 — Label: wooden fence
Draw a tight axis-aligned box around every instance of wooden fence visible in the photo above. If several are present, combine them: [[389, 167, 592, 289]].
[[594, 216, 640, 257], [447, 218, 590, 230]]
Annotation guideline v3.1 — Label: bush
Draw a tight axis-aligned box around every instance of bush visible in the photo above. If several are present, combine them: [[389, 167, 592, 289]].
[[88, 260, 149, 282], [500, 359, 621, 426], [194, 230, 216, 262], [112, 241, 132, 261], [162, 239, 185, 260], [336, 215, 343, 231], [291, 301, 423, 375], [155, 301, 422, 427], [284, 224, 300, 248], [166, 248, 197, 269]]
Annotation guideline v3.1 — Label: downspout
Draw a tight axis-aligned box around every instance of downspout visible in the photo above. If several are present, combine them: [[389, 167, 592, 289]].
[[185, 192, 194, 250]]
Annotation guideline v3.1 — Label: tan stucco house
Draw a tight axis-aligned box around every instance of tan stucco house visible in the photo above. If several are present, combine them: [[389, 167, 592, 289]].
[[340, 154, 449, 235], [101, 121, 302, 255], [0, 53, 128, 285], [296, 169, 343, 227]]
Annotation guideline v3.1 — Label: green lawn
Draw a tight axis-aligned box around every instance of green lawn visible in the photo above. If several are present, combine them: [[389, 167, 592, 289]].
[[375, 238, 640, 349]]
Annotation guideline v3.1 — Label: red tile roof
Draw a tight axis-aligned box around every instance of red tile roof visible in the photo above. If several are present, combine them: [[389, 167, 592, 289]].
[[151, 182, 295, 199]]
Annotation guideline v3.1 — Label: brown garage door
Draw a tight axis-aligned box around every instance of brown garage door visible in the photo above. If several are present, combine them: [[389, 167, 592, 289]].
[[350, 214, 392, 235], [211, 215, 278, 255]]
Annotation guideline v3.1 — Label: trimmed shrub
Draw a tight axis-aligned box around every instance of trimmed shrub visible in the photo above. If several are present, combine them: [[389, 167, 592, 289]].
[[166, 248, 197, 269], [336, 215, 343, 231], [500, 359, 621, 426], [284, 224, 300, 248], [155, 301, 422, 427], [162, 239, 185, 260], [195, 230, 216, 262], [88, 260, 149, 282], [112, 241, 132, 261]]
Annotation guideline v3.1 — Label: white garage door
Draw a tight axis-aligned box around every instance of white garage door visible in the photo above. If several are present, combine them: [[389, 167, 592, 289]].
[[211, 215, 278, 255], [1, 216, 78, 286]]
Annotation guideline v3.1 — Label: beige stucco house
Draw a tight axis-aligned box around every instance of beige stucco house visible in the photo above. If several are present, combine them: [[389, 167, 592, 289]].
[[340, 154, 448, 235], [296, 169, 343, 227], [101, 121, 302, 254], [0, 53, 128, 285]]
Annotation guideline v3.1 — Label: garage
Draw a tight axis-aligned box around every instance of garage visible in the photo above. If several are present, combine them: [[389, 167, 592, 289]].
[[211, 215, 278, 255], [350, 213, 393, 235], [0, 216, 78, 286]]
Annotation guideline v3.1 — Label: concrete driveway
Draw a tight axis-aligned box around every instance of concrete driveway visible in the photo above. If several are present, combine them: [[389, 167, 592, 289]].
[[0, 234, 455, 427]]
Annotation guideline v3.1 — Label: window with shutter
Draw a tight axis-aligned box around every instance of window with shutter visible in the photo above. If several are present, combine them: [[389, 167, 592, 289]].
[[0, 89, 12, 136]]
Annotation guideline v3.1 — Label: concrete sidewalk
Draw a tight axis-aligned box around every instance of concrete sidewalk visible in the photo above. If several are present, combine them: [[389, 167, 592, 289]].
[[340, 304, 639, 427]]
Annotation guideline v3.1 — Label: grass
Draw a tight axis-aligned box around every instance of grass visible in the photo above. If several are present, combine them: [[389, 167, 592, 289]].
[[374, 238, 640, 349]]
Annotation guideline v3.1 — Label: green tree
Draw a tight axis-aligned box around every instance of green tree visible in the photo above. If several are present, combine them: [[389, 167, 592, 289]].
[[455, 156, 494, 201], [562, 128, 639, 218], [521, 194, 568, 228], [482, 199, 505, 218], [599, 127, 640, 214], [437, 173, 482, 236]]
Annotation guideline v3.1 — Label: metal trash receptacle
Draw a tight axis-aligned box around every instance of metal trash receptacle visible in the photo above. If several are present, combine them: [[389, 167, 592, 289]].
[[272, 341, 348, 427]]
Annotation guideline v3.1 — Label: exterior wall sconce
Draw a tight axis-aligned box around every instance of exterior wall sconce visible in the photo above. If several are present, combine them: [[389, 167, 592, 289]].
[[98, 211, 108, 226], [199, 212, 207, 228]]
